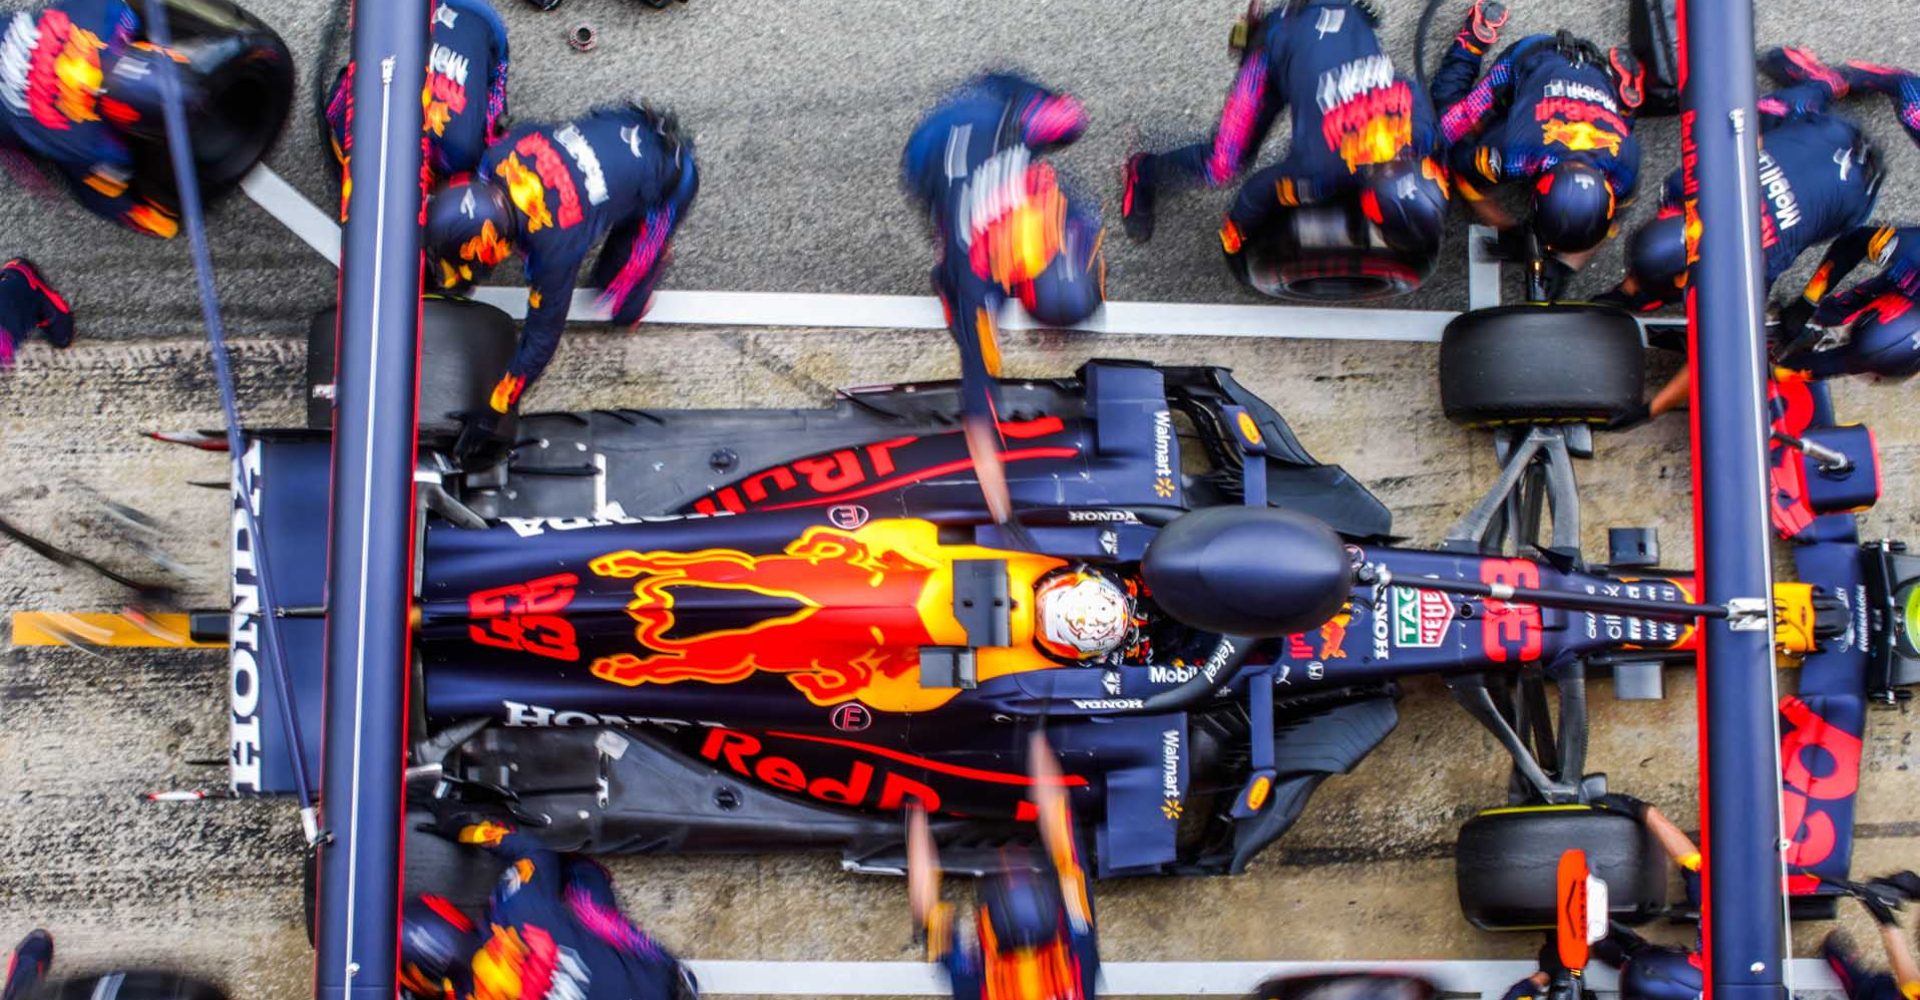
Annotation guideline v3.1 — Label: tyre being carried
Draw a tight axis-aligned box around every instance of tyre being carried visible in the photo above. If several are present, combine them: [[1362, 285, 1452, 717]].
[[0, 0, 293, 236], [1239, 201, 1441, 302], [1439, 303, 1645, 427]]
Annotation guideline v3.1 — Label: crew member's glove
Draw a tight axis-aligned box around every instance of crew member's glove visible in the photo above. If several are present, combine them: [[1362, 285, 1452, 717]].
[[1776, 297, 1818, 340], [1861, 892, 1901, 927], [1868, 870, 1920, 902], [1593, 792, 1650, 821]]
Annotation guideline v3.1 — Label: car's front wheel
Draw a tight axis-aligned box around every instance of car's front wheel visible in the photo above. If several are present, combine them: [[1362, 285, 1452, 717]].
[[1454, 803, 1668, 931], [1439, 304, 1646, 428]]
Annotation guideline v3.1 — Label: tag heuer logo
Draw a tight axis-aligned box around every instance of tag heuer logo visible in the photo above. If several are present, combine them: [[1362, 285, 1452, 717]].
[[1392, 587, 1454, 647]]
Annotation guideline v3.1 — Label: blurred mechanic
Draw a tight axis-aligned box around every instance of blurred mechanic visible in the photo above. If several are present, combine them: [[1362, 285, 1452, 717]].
[[908, 732, 1100, 1000], [0, 259, 74, 370], [1119, 0, 1448, 273], [1430, 4, 1645, 292], [1773, 222, 1920, 379], [1608, 48, 1880, 315], [423, 821, 696, 1000], [1824, 872, 1920, 1000], [903, 70, 1106, 369], [325, 0, 509, 217], [0, 0, 208, 237], [423, 102, 697, 452]]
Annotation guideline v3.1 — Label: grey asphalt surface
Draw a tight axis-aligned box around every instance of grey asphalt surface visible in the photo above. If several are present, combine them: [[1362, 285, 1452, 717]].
[[1, 0, 1918, 998]]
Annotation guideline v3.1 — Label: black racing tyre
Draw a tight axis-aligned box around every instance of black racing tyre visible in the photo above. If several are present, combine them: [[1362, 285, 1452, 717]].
[[1455, 804, 1667, 931], [36, 973, 227, 1000], [126, 0, 295, 209], [1438, 304, 1645, 428], [1241, 203, 1437, 302], [304, 297, 521, 444]]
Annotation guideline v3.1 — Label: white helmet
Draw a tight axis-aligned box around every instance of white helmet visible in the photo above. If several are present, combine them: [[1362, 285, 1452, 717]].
[[1033, 569, 1132, 661]]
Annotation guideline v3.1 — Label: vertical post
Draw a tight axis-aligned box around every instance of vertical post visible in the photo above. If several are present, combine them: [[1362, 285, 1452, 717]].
[[312, 1, 428, 999], [1675, 0, 1790, 997]]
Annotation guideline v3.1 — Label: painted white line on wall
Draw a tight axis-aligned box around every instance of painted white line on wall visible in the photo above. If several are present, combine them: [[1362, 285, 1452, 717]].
[[681, 958, 1842, 997]]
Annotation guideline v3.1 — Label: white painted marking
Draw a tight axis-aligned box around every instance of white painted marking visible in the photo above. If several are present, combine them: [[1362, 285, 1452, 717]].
[[679, 958, 1843, 997], [469, 287, 1460, 342], [241, 165, 341, 265]]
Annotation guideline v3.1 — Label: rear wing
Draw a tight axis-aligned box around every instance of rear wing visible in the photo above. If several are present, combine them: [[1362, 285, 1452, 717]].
[[230, 434, 330, 794]]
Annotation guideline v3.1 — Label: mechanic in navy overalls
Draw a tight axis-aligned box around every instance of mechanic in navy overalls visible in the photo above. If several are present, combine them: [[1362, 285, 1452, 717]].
[[1607, 48, 1881, 314], [1773, 222, 1920, 379], [422, 103, 698, 437], [0, 0, 201, 237], [908, 733, 1100, 1000], [0, 258, 74, 371], [1119, 0, 1449, 269], [408, 821, 696, 1000], [326, 0, 508, 218], [1429, 5, 1643, 290], [902, 71, 1106, 366]]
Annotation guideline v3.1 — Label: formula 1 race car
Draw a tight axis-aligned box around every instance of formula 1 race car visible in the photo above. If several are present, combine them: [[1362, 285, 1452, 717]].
[[196, 297, 1911, 902]]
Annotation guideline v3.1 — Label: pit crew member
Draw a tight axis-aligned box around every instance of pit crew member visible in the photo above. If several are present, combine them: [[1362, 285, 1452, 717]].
[[0, 258, 73, 370], [445, 821, 697, 1000], [1774, 222, 1920, 379], [1607, 48, 1880, 314], [903, 70, 1106, 364], [1430, 8, 1644, 289], [908, 732, 1100, 1000], [325, 0, 509, 217], [0, 0, 202, 237], [422, 102, 698, 448], [1119, 0, 1448, 272]]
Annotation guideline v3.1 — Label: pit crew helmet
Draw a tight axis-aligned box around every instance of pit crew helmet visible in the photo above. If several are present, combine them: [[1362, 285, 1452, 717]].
[[1359, 156, 1449, 255], [1018, 207, 1106, 328], [1033, 568, 1132, 661], [424, 179, 518, 291], [1531, 160, 1617, 254], [1623, 212, 1690, 303]]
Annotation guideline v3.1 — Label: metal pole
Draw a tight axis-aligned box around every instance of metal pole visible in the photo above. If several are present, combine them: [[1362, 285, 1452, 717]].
[[1675, 0, 1790, 996], [312, 0, 428, 998]]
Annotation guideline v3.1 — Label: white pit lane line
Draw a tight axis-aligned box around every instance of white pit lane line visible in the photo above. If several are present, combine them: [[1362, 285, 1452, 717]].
[[242, 164, 1455, 343], [680, 959, 1842, 997]]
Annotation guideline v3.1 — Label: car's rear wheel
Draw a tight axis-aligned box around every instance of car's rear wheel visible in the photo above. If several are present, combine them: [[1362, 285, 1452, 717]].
[[1439, 304, 1645, 428], [1455, 803, 1667, 931], [305, 297, 521, 445], [1241, 203, 1436, 302]]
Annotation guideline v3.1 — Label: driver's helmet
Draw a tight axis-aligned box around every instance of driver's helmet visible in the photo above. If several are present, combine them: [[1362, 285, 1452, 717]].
[[424, 179, 518, 292], [100, 43, 207, 141], [1622, 213, 1690, 303], [1359, 155, 1450, 254], [1530, 160, 1617, 254], [1016, 206, 1106, 328], [399, 895, 480, 1000], [977, 868, 1082, 1000], [1033, 568, 1132, 661]]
